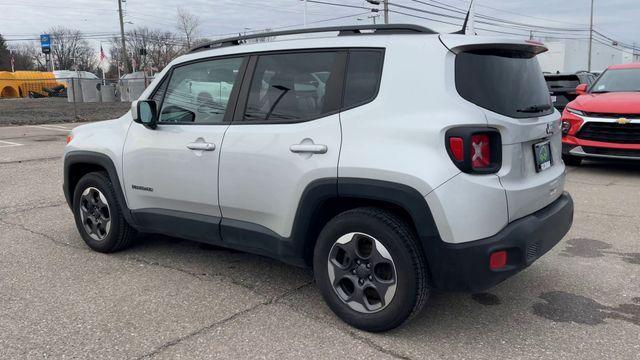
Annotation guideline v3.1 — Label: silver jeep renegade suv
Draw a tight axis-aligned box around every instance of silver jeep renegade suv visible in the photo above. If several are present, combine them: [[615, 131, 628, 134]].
[[63, 25, 573, 332]]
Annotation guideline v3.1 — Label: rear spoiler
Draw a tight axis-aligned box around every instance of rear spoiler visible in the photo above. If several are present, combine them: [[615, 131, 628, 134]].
[[439, 34, 548, 56]]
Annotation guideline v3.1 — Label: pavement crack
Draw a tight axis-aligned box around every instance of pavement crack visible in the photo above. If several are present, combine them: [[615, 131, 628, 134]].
[[0, 218, 85, 250], [342, 330, 413, 360], [277, 301, 412, 360], [0, 156, 61, 165], [134, 301, 268, 360], [576, 209, 640, 219], [0, 201, 67, 217], [134, 280, 315, 359]]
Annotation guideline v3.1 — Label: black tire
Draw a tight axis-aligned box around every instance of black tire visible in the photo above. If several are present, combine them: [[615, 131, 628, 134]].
[[313, 207, 429, 332], [562, 154, 583, 166], [72, 172, 136, 252]]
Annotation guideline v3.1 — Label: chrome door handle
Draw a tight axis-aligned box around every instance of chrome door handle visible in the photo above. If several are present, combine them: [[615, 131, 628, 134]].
[[289, 144, 327, 154], [187, 142, 216, 151]]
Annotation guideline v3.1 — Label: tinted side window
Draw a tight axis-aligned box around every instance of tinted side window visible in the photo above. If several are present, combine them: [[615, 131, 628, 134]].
[[159, 57, 243, 124], [343, 50, 383, 108], [243, 52, 342, 122]]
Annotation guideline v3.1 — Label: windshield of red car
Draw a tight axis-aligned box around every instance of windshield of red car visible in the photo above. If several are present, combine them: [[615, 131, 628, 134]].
[[590, 68, 640, 93]]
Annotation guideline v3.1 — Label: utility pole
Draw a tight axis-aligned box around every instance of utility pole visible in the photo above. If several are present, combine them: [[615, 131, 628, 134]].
[[383, 0, 389, 24], [118, 0, 129, 74], [588, 0, 594, 72], [303, 0, 307, 28], [365, 0, 388, 24]]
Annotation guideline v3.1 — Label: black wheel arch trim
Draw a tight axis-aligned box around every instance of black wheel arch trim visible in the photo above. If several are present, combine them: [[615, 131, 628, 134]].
[[289, 177, 442, 268], [63, 150, 134, 225]]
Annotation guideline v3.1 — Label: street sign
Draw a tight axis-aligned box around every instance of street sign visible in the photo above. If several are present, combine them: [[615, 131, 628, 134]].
[[40, 34, 51, 54]]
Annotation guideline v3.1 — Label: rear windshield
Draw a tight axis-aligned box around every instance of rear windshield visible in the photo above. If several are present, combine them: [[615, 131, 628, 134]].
[[456, 49, 553, 118], [545, 75, 580, 92]]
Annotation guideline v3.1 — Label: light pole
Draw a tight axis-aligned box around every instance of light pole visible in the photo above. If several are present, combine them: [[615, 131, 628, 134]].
[[588, 0, 594, 71]]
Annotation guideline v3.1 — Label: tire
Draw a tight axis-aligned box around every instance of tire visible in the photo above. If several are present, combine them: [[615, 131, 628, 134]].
[[562, 154, 583, 166], [313, 207, 429, 332], [72, 172, 136, 253]]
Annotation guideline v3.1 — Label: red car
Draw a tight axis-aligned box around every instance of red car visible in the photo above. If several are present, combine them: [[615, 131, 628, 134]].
[[561, 63, 640, 166]]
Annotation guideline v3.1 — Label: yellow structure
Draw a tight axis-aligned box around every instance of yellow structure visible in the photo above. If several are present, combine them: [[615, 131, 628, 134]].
[[0, 71, 64, 98]]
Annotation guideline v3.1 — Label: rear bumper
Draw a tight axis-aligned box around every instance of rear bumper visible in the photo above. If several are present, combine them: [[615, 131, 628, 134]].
[[429, 192, 573, 292], [562, 136, 640, 160]]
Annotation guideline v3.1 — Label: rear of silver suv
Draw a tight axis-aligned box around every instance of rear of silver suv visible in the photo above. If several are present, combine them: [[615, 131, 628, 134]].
[[63, 25, 573, 333]]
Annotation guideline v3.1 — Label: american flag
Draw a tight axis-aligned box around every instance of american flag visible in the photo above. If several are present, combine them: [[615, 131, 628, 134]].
[[99, 45, 107, 62]]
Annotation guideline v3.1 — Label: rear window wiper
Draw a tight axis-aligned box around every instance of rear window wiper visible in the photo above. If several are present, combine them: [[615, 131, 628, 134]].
[[516, 104, 552, 113]]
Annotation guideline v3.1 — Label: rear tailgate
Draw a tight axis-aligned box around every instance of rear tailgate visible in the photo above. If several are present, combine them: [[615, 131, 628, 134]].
[[441, 35, 565, 221]]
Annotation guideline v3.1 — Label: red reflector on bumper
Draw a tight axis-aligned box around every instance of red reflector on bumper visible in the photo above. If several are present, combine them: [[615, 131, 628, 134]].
[[489, 251, 507, 270]]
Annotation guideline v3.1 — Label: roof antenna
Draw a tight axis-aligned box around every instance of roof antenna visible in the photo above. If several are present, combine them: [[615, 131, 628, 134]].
[[453, 0, 475, 34]]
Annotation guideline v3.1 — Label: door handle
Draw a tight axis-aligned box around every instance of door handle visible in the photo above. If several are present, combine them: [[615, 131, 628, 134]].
[[289, 144, 327, 154], [186, 142, 216, 151]]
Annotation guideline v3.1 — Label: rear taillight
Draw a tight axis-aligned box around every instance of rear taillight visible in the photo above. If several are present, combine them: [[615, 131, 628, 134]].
[[445, 127, 501, 174], [448, 137, 464, 161], [471, 134, 490, 169]]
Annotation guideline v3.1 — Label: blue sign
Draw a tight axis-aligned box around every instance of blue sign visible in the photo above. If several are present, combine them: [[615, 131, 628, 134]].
[[40, 34, 51, 54]]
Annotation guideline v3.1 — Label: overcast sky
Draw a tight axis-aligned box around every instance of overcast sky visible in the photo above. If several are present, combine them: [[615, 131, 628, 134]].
[[2, 0, 639, 52]]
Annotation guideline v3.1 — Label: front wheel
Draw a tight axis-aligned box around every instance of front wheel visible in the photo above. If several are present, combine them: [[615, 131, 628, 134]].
[[72, 172, 136, 252], [313, 207, 429, 332]]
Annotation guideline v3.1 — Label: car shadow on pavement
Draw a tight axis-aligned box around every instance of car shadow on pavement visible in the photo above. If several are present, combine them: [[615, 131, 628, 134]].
[[571, 159, 640, 175]]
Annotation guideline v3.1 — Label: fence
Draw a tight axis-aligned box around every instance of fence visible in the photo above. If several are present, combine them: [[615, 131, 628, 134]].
[[0, 73, 155, 123]]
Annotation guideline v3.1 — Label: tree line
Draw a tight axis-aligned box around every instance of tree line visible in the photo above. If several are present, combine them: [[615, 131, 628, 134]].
[[0, 7, 204, 77]]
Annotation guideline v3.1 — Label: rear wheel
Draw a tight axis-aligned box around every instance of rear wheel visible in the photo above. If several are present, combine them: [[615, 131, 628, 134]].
[[72, 172, 136, 252], [562, 154, 582, 166], [313, 207, 429, 332]]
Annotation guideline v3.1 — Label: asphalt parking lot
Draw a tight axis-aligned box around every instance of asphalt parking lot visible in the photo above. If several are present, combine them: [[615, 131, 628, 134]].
[[0, 123, 638, 359]]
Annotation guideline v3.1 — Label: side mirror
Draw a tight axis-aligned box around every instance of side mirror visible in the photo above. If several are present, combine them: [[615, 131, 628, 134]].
[[132, 100, 158, 129], [576, 84, 588, 95]]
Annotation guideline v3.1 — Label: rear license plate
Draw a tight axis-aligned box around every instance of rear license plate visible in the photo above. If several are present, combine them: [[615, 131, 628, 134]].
[[533, 140, 553, 172], [551, 95, 557, 103]]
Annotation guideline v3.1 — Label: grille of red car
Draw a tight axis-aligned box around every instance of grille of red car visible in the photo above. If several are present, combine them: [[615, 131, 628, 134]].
[[576, 122, 640, 144], [583, 112, 640, 119]]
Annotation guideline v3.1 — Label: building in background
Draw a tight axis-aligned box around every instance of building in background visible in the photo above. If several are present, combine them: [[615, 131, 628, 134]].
[[537, 38, 640, 73]]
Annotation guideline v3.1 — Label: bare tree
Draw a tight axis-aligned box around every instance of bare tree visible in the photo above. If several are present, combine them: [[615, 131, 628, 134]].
[[176, 7, 200, 50], [108, 27, 181, 76], [12, 43, 40, 70], [47, 27, 97, 71]]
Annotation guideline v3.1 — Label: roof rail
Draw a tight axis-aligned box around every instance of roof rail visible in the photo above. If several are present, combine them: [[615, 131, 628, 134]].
[[189, 24, 436, 53]]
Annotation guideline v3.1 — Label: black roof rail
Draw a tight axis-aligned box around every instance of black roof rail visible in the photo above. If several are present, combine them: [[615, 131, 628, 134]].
[[189, 24, 436, 53]]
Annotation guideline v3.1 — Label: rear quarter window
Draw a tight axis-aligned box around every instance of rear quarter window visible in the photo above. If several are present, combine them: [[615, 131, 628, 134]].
[[343, 50, 384, 109], [455, 49, 553, 118]]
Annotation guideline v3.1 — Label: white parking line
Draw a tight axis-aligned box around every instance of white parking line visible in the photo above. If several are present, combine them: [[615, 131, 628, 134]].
[[29, 125, 72, 132], [0, 140, 23, 148]]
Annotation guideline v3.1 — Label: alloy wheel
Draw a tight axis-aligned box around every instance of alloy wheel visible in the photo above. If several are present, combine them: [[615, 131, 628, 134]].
[[78, 187, 111, 241], [327, 232, 398, 313]]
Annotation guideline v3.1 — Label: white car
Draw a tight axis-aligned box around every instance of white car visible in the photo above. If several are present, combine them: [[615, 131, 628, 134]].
[[63, 25, 573, 332]]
